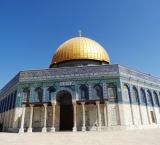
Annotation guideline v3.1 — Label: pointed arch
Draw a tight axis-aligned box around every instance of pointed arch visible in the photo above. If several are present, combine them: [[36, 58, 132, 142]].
[[93, 84, 102, 99], [108, 83, 116, 102], [146, 90, 152, 105], [35, 87, 43, 102], [23, 88, 30, 102], [80, 85, 88, 100], [123, 84, 130, 102], [140, 88, 146, 103], [132, 87, 138, 102], [48, 86, 56, 101], [153, 92, 158, 105]]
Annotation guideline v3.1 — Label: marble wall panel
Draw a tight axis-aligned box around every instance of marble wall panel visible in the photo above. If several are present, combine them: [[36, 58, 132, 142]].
[[140, 106, 149, 124], [33, 107, 41, 127], [18, 108, 22, 128], [89, 105, 98, 128], [125, 105, 133, 125], [154, 107, 160, 124], [132, 105, 141, 125], [24, 107, 30, 128], [46, 106, 52, 127], [55, 105, 60, 128], [100, 104, 104, 126], [109, 104, 120, 126], [76, 105, 80, 126]]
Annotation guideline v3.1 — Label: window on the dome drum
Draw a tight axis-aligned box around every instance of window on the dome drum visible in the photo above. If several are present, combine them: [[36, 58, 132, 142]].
[[132, 88, 138, 102], [108, 83, 116, 102], [94, 85, 102, 99], [123, 85, 129, 102], [23, 88, 30, 102], [153, 92, 158, 105], [35, 88, 43, 102], [140, 89, 145, 103], [147, 91, 152, 104]]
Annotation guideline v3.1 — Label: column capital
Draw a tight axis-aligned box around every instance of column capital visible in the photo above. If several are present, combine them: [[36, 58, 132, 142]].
[[22, 104, 26, 107], [81, 102, 85, 105], [51, 100, 56, 106], [43, 103, 48, 107], [104, 101, 108, 105], [96, 101, 100, 104], [30, 104, 34, 107], [72, 100, 77, 105]]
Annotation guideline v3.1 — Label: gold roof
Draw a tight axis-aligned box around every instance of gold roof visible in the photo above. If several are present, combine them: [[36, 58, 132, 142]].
[[51, 37, 110, 64]]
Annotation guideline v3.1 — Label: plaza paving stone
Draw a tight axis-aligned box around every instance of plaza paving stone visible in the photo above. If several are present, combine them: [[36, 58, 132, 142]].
[[0, 128, 160, 145]]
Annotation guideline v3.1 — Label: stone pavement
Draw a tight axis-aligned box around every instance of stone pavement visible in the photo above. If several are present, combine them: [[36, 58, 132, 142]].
[[0, 128, 160, 145]]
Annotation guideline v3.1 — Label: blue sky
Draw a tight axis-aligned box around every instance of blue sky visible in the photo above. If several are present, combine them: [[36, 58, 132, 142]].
[[0, 0, 160, 89]]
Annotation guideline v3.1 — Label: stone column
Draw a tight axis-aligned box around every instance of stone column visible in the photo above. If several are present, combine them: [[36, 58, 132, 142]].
[[42, 104, 48, 132], [27, 104, 34, 133], [19, 104, 26, 133], [104, 101, 107, 128], [72, 101, 77, 132], [51, 101, 56, 132], [81, 102, 86, 132], [96, 101, 101, 131]]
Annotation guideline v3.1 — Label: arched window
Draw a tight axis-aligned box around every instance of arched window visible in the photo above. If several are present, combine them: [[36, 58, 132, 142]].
[[94, 85, 102, 99], [23, 88, 30, 102], [108, 83, 116, 102], [132, 87, 138, 102], [146, 90, 152, 105], [48, 87, 56, 101], [35, 88, 43, 102], [80, 85, 88, 99], [140, 89, 145, 103], [123, 84, 129, 101], [153, 92, 158, 105]]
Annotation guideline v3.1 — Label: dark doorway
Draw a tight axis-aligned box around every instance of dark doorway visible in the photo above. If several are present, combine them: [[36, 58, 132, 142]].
[[60, 105, 73, 130], [57, 91, 73, 131]]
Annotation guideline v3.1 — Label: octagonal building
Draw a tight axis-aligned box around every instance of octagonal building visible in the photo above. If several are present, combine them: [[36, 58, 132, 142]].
[[0, 34, 160, 133]]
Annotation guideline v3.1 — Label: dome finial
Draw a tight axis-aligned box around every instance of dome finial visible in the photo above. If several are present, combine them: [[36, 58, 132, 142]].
[[78, 30, 82, 37]]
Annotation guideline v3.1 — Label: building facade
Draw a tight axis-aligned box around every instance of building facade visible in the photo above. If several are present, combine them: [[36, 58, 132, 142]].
[[0, 35, 160, 133]]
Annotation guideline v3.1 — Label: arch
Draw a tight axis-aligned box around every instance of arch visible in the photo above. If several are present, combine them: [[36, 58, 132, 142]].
[[93, 84, 102, 99], [140, 88, 146, 103], [80, 85, 88, 99], [153, 92, 158, 105], [35, 87, 43, 102], [52, 87, 76, 101], [123, 84, 130, 102], [56, 90, 73, 131], [23, 88, 30, 102], [132, 87, 138, 102], [146, 90, 152, 105], [108, 83, 116, 102]]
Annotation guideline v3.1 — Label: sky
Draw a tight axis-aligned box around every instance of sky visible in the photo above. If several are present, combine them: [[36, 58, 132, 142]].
[[0, 0, 160, 89]]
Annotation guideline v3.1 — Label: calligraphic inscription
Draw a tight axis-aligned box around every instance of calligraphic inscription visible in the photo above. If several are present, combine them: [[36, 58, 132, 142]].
[[60, 81, 74, 86]]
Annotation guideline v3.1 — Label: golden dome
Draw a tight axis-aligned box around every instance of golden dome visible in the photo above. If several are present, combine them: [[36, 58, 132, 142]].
[[51, 37, 110, 66]]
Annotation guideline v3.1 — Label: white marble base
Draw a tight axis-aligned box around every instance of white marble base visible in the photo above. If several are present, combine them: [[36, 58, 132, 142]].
[[72, 127, 77, 132], [97, 127, 101, 131], [50, 127, 55, 132], [19, 128, 24, 133], [42, 127, 47, 132], [82, 127, 86, 132], [27, 128, 32, 133]]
